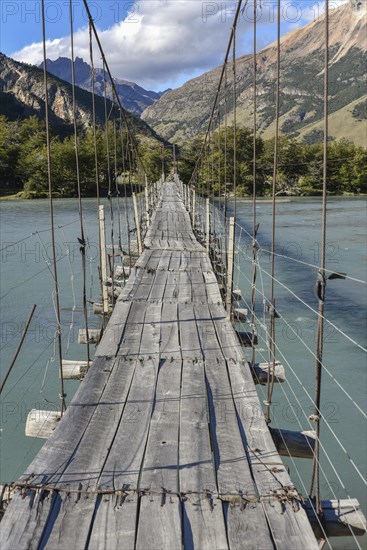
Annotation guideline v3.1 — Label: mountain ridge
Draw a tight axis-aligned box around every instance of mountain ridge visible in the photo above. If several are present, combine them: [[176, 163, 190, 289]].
[[141, 0, 367, 146], [0, 52, 164, 143], [40, 56, 170, 116]]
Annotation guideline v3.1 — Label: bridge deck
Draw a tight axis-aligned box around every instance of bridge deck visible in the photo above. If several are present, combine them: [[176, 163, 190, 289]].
[[1, 182, 318, 549]]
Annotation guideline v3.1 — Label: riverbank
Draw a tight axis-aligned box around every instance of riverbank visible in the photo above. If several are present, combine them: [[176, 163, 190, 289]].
[[1, 190, 365, 201], [0, 184, 144, 200]]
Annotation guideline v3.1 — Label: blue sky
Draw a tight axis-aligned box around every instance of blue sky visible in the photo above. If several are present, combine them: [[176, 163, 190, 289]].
[[0, 1, 333, 90]]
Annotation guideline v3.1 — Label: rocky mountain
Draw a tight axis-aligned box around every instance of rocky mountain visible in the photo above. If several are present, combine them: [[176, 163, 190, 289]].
[[141, 0, 367, 146], [40, 57, 169, 116], [0, 52, 162, 140]]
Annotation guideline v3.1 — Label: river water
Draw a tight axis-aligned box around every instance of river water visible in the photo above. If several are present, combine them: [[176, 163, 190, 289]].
[[0, 195, 366, 549]]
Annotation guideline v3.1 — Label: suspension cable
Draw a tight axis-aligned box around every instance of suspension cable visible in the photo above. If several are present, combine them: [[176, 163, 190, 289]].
[[217, 107, 222, 229], [113, 99, 123, 255], [102, 60, 116, 302], [88, 20, 105, 308], [189, 0, 245, 187], [119, 113, 132, 266], [82, 0, 147, 179], [310, 0, 330, 516], [232, 22, 237, 217], [265, 0, 281, 424], [41, 0, 66, 414], [69, 0, 91, 364], [237, 266, 367, 494], [250, 0, 258, 372], [89, 22, 100, 206]]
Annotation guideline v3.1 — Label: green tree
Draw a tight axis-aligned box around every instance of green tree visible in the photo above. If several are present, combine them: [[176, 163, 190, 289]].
[[0, 116, 20, 188]]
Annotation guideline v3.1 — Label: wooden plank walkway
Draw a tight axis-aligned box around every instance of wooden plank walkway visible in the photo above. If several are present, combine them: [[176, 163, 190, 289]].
[[0, 182, 318, 549]]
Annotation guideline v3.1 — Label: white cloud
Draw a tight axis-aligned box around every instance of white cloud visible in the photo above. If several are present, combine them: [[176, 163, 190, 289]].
[[10, 0, 336, 90], [11, 1, 241, 89]]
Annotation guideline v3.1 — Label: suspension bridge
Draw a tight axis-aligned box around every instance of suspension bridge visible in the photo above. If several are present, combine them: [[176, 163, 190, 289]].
[[0, 0, 366, 548]]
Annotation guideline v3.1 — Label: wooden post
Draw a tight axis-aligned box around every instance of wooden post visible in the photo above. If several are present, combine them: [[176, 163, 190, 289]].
[[161, 145, 165, 183], [144, 183, 150, 228], [133, 192, 143, 255], [172, 143, 176, 173], [150, 181, 155, 210], [205, 198, 210, 253], [192, 188, 196, 224], [61, 360, 91, 380], [78, 329, 101, 344], [252, 361, 286, 385], [304, 498, 366, 538], [270, 428, 316, 459], [25, 409, 61, 439], [225, 217, 235, 320], [153, 181, 157, 207], [98, 205, 109, 314]]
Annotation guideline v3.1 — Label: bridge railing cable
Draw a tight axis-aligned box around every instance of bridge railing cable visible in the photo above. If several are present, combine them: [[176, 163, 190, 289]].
[[230, 248, 367, 488]]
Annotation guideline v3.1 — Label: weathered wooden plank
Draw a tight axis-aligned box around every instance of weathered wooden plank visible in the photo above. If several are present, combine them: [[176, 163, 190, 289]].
[[178, 303, 203, 360], [179, 359, 213, 493], [136, 494, 182, 550], [38, 491, 97, 549], [139, 358, 181, 492], [191, 270, 207, 304], [52, 357, 138, 491], [95, 301, 132, 357], [160, 302, 181, 359], [168, 250, 182, 271], [118, 266, 145, 302], [148, 268, 168, 302], [132, 269, 156, 302], [0, 489, 55, 550], [194, 303, 224, 358], [183, 495, 229, 550], [117, 301, 147, 357], [133, 248, 153, 269], [190, 251, 206, 269], [88, 493, 138, 550], [208, 303, 319, 549], [203, 269, 223, 304], [179, 358, 230, 548], [178, 270, 192, 302], [98, 357, 158, 492], [17, 356, 116, 487], [164, 270, 180, 301], [135, 249, 161, 271], [194, 302, 275, 545], [139, 302, 162, 357], [204, 355, 256, 497], [225, 501, 275, 550]]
